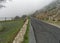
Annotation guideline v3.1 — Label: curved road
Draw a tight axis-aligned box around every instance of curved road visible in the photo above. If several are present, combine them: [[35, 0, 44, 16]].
[[31, 17, 60, 43]]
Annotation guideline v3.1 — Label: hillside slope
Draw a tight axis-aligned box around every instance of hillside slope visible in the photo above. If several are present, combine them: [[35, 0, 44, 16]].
[[33, 0, 60, 21]]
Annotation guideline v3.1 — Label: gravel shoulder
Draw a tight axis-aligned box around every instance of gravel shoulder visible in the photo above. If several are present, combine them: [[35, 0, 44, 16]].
[[41, 20, 60, 28]]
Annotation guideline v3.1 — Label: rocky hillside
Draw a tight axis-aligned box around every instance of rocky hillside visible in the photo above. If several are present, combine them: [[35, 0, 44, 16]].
[[33, 0, 60, 21]]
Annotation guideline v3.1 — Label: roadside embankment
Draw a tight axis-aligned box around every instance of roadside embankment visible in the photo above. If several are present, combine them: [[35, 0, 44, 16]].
[[13, 19, 28, 43]]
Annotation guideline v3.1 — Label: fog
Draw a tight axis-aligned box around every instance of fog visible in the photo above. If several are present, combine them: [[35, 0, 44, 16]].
[[0, 0, 54, 17]]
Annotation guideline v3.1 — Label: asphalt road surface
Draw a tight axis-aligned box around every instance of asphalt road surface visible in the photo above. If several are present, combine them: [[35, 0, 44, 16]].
[[30, 17, 60, 43], [29, 23, 36, 43]]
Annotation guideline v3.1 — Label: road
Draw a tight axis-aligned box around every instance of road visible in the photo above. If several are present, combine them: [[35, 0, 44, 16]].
[[30, 17, 60, 43], [29, 23, 36, 43]]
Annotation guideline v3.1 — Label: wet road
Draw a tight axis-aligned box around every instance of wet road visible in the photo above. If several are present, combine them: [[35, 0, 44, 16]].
[[29, 23, 36, 43], [31, 17, 60, 43]]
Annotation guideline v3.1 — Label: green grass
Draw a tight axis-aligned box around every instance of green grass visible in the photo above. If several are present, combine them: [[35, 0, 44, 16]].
[[0, 19, 24, 43], [22, 19, 29, 43]]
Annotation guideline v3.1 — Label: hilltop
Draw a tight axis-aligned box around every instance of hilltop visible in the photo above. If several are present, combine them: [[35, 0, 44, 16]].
[[33, 0, 60, 21]]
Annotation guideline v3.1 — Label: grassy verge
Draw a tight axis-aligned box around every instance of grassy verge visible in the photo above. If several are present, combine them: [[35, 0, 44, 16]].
[[22, 19, 29, 43], [0, 19, 24, 43]]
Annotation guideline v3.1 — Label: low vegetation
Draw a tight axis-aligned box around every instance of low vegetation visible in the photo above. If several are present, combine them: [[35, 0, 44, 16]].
[[22, 19, 29, 43], [0, 19, 24, 43]]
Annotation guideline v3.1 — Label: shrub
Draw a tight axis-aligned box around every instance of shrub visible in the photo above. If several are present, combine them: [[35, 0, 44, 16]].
[[0, 25, 6, 32]]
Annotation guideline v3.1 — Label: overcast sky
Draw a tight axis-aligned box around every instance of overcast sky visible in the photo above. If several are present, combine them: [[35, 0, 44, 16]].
[[0, 0, 54, 17]]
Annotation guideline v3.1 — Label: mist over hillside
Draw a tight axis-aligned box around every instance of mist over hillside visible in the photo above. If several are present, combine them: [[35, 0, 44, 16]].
[[33, 0, 60, 21]]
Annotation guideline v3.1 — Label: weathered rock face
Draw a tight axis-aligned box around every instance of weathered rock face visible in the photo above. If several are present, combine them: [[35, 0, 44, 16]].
[[33, 0, 60, 21]]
